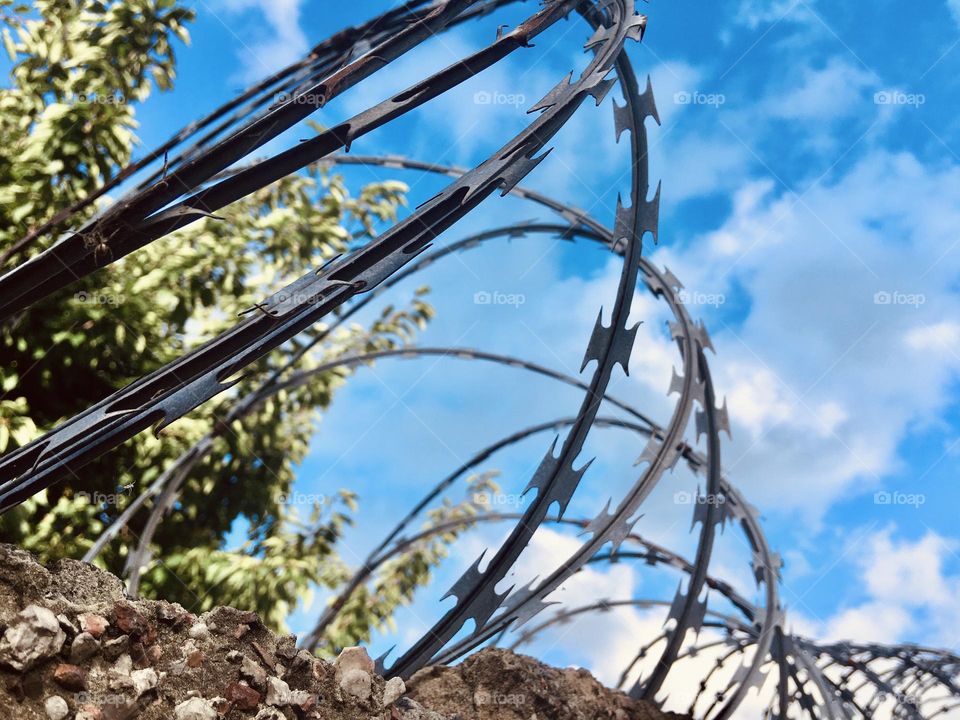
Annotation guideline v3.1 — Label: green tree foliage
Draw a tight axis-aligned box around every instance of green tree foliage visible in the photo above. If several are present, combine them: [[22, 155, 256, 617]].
[[0, 0, 486, 646]]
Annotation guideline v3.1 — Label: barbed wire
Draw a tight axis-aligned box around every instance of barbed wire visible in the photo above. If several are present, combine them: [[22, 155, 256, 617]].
[[0, 1, 953, 717]]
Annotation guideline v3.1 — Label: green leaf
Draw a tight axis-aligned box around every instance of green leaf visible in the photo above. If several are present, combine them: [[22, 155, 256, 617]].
[[2, 28, 16, 61]]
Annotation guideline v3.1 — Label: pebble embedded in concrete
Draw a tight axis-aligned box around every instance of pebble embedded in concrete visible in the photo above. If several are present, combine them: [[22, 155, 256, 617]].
[[188, 622, 211, 640], [241, 653, 268, 692], [102, 634, 129, 661], [335, 646, 375, 702], [174, 696, 218, 720], [336, 646, 375, 673], [225, 681, 261, 711], [254, 708, 285, 720], [131, 667, 159, 696], [44, 695, 69, 720], [113, 600, 149, 636], [69, 631, 100, 663], [52, 662, 87, 691], [383, 676, 406, 706], [0, 605, 67, 671], [78, 613, 109, 639], [266, 675, 292, 706]]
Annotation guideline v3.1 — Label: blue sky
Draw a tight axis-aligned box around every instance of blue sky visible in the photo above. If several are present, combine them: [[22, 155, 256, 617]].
[[106, 0, 960, 711]]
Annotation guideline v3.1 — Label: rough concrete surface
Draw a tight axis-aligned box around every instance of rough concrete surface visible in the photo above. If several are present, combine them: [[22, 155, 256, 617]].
[[0, 544, 683, 720], [407, 648, 689, 720]]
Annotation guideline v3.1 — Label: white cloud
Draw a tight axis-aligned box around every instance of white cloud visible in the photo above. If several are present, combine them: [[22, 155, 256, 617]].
[[906, 321, 960, 352], [733, 0, 813, 29], [950, 0, 960, 27], [500, 530, 773, 717], [762, 57, 876, 122], [799, 528, 960, 646], [723, 362, 795, 436], [860, 530, 956, 608], [754, 56, 878, 154], [497, 524, 960, 717], [823, 602, 912, 644], [659, 132, 754, 204], [649, 61, 707, 127], [649, 148, 960, 518], [213, 0, 308, 84], [505, 528, 651, 683]]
